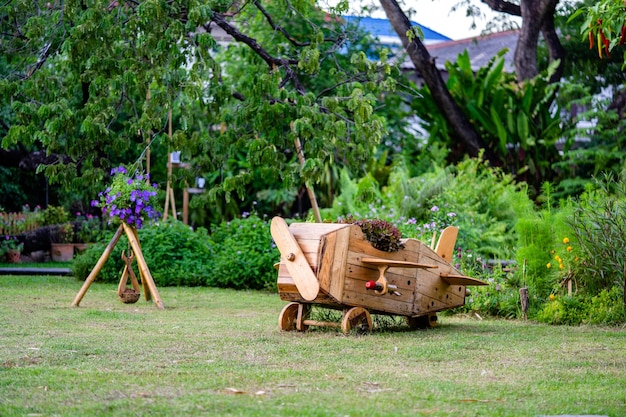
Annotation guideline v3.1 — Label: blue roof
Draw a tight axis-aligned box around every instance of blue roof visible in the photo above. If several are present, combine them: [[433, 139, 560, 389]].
[[343, 16, 451, 43]]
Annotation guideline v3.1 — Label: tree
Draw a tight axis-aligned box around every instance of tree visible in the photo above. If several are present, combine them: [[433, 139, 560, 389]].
[[1, 0, 405, 219], [379, 0, 569, 193]]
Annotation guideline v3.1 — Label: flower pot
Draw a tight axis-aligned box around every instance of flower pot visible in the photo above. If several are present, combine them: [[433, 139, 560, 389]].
[[51, 243, 74, 262], [6, 249, 21, 264], [74, 243, 90, 254]]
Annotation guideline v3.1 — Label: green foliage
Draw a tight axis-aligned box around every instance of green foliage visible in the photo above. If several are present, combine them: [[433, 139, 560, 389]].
[[0, 236, 24, 255], [42, 206, 70, 226], [536, 295, 587, 325], [73, 220, 212, 287], [515, 184, 576, 299], [338, 215, 404, 252], [536, 288, 625, 326], [73, 215, 279, 291], [567, 172, 626, 296], [586, 287, 626, 325], [412, 50, 568, 193], [206, 214, 279, 291], [323, 156, 533, 261]]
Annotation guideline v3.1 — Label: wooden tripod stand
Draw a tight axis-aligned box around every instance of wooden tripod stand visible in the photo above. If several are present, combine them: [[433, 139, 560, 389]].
[[71, 222, 164, 309]]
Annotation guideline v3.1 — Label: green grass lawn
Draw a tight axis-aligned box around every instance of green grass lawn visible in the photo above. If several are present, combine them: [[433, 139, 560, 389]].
[[1, 275, 624, 416]]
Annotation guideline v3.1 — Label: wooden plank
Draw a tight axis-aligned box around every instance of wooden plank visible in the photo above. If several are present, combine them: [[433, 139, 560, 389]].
[[441, 274, 487, 286], [341, 289, 414, 315], [317, 234, 336, 292], [328, 227, 350, 301], [289, 222, 352, 239], [343, 274, 415, 304], [345, 259, 417, 291], [271, 217, 319, 301], [361, 257, 438, 269]]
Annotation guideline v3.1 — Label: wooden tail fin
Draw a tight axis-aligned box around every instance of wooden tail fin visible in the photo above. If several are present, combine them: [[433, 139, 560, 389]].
[[434, 226, 458, 265]]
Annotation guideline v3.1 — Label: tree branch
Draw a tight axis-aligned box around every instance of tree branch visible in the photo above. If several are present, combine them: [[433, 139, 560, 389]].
[[208, 11, 307, 94], [481, 0, 521, 16], [379, 0, 499, 164]]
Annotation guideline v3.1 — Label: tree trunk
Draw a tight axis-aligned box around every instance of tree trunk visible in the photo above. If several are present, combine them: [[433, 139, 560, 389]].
[[483, 0, 564, 83], [540, 1, 566, 83], [379, 0, 498, 164], [513, 0, 560, 81]]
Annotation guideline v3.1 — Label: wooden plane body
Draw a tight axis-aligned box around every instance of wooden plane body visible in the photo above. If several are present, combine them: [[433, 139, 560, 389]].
[[273, 219, 486, 321]]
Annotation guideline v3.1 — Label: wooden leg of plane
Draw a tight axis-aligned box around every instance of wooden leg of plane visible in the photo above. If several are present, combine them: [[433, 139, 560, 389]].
[[341, 307, 372, 334], [406, 313, 438, 330]]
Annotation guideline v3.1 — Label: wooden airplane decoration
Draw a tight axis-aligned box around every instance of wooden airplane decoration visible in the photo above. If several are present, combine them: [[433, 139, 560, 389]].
[[271, 216, 487, 333]]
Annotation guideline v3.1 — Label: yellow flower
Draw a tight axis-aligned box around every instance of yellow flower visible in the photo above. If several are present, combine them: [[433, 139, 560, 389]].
[[546, 263, 551, 269], [563, 237, 570, 244], [549, 294, 555, 301], [559, 263, 564, 269], [554, 255, 562, 262], [566, 246, 572, 252]]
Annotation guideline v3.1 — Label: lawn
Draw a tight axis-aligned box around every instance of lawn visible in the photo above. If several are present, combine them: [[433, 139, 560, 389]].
[[1, 275, 624, 416]]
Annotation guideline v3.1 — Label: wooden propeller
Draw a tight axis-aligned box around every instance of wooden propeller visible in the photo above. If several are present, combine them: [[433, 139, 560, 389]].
[[270, 217, 320, 301]]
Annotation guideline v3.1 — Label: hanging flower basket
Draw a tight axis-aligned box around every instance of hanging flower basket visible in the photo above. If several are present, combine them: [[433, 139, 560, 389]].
[[119, 288, 140, 304], [91, 166, 160, 230]]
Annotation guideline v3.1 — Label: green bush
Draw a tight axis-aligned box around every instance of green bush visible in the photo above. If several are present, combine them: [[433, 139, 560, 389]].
[[567, 172, 626, 297], [207, 214, 279, 291], [72, 220, 212, 287], [585, 287, 626, 325], [536, 295, 587, 326]]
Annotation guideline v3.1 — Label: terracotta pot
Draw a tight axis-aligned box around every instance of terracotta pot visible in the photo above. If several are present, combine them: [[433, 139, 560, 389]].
[[6, 249, 21, 263], [73, 243, 90, 254], [51, 243, 74, 262]]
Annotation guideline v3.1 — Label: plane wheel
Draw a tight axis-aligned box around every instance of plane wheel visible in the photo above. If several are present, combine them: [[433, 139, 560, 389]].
[[341, 307, 372, 334], [278, 302, 299, 331], [406, 313, 437, 330], [278, 302, 309, 332]]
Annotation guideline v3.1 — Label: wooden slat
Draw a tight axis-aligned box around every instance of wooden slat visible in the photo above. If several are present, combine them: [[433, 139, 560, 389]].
[[317, 234, 336, 292], [441, 274, 488, 286], [289, 222, 352, 239], [327, 227, 350, 300], [345, 259, 417, 291]]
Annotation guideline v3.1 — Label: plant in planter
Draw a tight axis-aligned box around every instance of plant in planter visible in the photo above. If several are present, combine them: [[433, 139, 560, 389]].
[[1, 235, 24, 263], [91, 166, 160, 230], [338, 215, 404, 252], [75, 213, 102, 244], [50, 222, 76, 262]]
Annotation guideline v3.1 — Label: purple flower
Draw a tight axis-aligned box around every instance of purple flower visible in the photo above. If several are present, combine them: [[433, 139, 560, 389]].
[[431, 206, 439, 212]]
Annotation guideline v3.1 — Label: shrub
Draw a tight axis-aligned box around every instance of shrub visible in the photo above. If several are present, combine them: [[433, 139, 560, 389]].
[[585, 287, 626, 325], [42, 206, 69, 226], [536, 295, 587, 326], [567, 172, 626, 300], [72, 220, 212, 287], [206, 213, 279, 291]]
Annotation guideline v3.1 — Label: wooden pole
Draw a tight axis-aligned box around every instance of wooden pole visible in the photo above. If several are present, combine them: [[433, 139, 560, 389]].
[[520, 287, 529, 320], [122, 223, 164, 309], [163, 107, 177, 221], [130, 226, 151, 301], [71, 225, 124, 307], [146, 88, 151, 178], [183, 187, 189, 225], [294, 137, 322, 223]]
